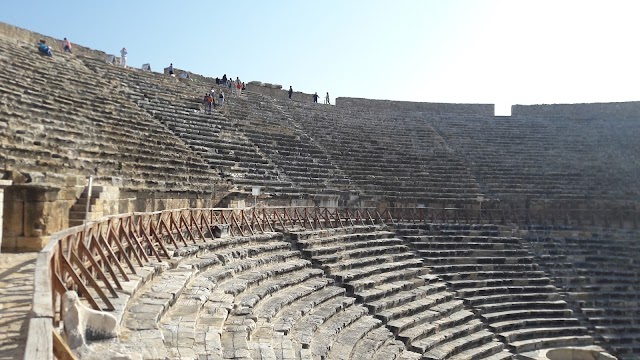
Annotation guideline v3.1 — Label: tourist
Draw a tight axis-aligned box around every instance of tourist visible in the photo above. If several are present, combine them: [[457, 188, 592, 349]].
[[222, 74, 227, 84], [242, 82, 246, 91], [235, 80, 242, 96], [218, 90, 225, 107], [325, 92, 330, 105], [168, 63, 174, 76], [120, 47, 127, 67], [215, 77, 220, 85], [37, 40, 52, 57], [62, 38, 72, 53], [313, 92, 319, 103], [210, 88, 217, 108], [204, 93, 213, 114], [288, 86, 293, 99]]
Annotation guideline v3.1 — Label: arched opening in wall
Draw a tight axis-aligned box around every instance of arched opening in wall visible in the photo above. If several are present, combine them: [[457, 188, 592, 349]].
[[494, 103, 512, 116]]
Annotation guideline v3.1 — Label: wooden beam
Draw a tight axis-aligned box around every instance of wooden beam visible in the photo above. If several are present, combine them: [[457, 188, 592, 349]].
[[52, 329, 78, 360]]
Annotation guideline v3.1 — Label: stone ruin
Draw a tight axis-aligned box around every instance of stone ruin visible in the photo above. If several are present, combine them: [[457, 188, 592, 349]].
[[0, 21, 639, 360]]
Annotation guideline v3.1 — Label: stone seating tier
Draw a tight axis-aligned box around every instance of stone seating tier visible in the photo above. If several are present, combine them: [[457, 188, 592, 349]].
[[395, 224, 593, 354], [290, 226, 510, 360], [0, 35, 217, 191], [428, 114, 640, 202], [523, 228, 640, 358]]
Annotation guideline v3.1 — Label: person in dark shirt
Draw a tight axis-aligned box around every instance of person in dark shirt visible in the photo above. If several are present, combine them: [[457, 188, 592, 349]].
[[288, 86, 293, 99], [312, 92, 319, 103]]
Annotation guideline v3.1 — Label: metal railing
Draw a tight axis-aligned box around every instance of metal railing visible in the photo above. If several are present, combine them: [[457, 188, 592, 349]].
[[24, 205, 639, 359]]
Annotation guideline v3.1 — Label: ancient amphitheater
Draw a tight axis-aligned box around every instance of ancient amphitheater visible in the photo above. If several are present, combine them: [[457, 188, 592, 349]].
[[0, 22, 639, 360]]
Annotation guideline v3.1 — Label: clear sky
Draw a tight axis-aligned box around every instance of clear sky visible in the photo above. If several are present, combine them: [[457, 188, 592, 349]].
[[2, 0, 639, 114]]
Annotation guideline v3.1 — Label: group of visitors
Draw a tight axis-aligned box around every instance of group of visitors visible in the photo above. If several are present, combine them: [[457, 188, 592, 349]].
[[37, 37, 72, 57], [288, 86, 331, 105], [203, 88, 226, 114], [215, 75, 245, 97]]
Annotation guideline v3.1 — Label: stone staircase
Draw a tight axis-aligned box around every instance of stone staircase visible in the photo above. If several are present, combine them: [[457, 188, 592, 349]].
[[395, 223, 594, 354], [523, 226, 640, 360], [290, 225, 512, 360]]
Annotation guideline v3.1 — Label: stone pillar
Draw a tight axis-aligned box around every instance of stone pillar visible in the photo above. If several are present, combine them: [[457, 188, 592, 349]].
[[0, 180, 13, 253]]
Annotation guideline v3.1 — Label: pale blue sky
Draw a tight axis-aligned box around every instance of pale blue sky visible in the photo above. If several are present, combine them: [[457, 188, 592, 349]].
[[2, 0, 639, 113]]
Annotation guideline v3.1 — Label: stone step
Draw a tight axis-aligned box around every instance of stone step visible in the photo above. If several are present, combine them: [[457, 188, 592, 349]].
[[252, 276, 334, 320], [349, 267, 432, 295], [464, 292, 562, 306], [355, 278, 427, 303], [428, 263, 539, 274], [473, 300, 569, 315], [447, 341, 508, 360], [448, 277, 552, 289], [301, 236, 402, 256], [499, 326, 589, 343], [409, 240, 520, 250], [490, 317, 581, 333], [205, 252, 310, 295], [440, 270, 547, 281], [312, 244, 410, 264], [456, 285, 558, 298], [366, 283, 449, 313], [421, 330, 495, 360], [232, 267, 325, 310], [507, 335, 593, 353], [123, 268, 194, 331], [399, 310, 477, 345], [272, 285, 347, 335], [290, 296, 357, 346], [376, 292, 454, 323], [481, 308, 573, 323], [422, 256, 534, 265], [323, 252, 422, 275], [328, 316, 383, 359], [330, 257, 424, 282], [387, 299, 464, 335], [350, 327, 404, 360], [307, 305, 370, 358]]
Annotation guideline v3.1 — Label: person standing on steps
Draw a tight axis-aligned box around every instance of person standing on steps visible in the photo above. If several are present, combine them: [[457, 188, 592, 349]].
[[63, 38, 72, 53], [235, 77, 242, 97], [288, 86, 293, 99], [312, 92, 319, 103], [204, 93, 213, 114], [120, 47, 127, 67], [210, 88, 217, 108], [325, 92, 330, 105], [218, 89, 225, 107], [168, 63, 174, 76], [38, 40, 52, 57]]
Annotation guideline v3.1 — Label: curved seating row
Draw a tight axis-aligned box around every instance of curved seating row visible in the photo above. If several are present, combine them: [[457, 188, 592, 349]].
[[290, 225, 512, 360], [0, 34, 216, 192], [395, 223, 593, 354], [523, 226, 640, 359], [110, 231, 421, 360]]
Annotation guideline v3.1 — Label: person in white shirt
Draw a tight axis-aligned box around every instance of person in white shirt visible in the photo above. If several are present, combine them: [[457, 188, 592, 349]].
[[120, 47, 128, 68]]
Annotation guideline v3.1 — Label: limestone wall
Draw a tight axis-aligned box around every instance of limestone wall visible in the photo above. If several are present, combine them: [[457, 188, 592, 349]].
[[1, 184, 225, 252], [0, 22, 108, 60], [511, 101, 640, 119], [246, 82, 319, 103], [335, 97, 495, 115]]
